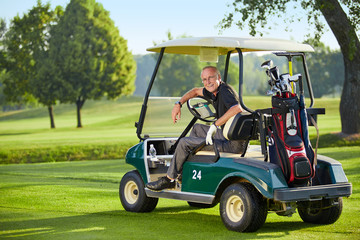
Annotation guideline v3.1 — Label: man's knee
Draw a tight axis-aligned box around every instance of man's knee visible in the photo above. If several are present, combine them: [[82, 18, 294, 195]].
[[177, 138, 186, 148], [190, 124, 209, 138], [176, 137, 203, 153]]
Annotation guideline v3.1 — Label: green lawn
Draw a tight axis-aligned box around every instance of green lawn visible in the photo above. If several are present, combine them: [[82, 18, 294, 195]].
[[0, 96, 359, 239], [0, 146, 359, 239], [1, 96, 357, 164], [0, 97, 142, 164]]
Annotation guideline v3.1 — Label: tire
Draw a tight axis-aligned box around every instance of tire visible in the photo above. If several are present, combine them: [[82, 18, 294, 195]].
[[119, 170, 158, 212], [298, 197, 343, 224], [187, 201, 218, 208], [220, 183, 267, 232], [242, 183, 268, 232]]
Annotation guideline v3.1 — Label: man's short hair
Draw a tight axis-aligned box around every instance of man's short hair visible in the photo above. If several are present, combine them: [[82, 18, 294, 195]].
[[201, 66, 221, 79]]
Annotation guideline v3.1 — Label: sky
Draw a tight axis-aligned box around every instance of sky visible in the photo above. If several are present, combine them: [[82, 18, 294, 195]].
[[0, 0, 340, 55]]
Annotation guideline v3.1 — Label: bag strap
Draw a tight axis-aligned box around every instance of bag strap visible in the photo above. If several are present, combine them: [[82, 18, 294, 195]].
[[309, 115, 319, 166]]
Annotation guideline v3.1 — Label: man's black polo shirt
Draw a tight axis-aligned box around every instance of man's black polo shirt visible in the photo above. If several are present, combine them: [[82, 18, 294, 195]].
[[203, 82, 239, 124]]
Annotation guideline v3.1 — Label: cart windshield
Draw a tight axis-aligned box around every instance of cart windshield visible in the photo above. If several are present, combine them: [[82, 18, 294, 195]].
[[141, 97, 194, 138], [138, 37, 315, 140]]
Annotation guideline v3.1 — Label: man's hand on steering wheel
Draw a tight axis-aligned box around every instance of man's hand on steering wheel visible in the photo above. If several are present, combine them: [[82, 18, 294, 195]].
[[187, 96, 216, 123]]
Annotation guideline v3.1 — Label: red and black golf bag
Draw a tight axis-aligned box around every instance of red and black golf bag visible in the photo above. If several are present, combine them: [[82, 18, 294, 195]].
[[263, 63, 315, 187], [268, 95, 315, 186]]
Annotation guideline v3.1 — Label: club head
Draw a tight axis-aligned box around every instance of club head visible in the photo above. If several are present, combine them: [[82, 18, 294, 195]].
[[288, 73, 302, 82], [280, 80, 291, 92], [280, 73, 290, 82], [269, 66, 280, 81], [261, 60, 273, 70], [266, 89, 275, 96], [275, 86, 282, 94]]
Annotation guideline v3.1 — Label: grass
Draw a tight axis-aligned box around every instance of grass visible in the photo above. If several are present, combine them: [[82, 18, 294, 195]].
[[1, 96, 358, 164], [0, 147, 359, 239], [0, 97, 143, 164], [0, 96, 359, 239]]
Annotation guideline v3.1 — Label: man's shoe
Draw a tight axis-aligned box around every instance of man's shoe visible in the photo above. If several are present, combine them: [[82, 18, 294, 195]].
[[146, 176, 175, 191]]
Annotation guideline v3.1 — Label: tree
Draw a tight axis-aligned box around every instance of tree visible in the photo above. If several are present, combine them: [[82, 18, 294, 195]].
[[154, 53, 203, 97], [298, 40, 344, 98], [220, 0, 360, 134], [49, 0, 136, 127], [2, 13, 37, 105], [0, 18, 6, 71], [133, 54, 156, 96], [152, 32, 203, 97], [27, 2, 63, 129], [1, 1, 62, 128]]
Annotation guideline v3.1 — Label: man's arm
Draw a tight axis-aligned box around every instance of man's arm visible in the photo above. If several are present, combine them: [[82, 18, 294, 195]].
[[172, 87, 204, 124], [214, 104, 243, 127]]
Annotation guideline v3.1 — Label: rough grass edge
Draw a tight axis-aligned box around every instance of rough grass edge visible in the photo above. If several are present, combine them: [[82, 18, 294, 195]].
[[1, 133, 358, 165], [0, 142, 137, 164], [312, 132, 360, 148]]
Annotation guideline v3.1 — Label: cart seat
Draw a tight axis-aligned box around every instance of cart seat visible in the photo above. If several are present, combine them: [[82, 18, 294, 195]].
[[223, 111, 257, 140], [188, 145, 264, 163]]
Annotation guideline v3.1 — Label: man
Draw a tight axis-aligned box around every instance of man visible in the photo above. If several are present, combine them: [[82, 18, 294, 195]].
[[146, 66, 245, 191]]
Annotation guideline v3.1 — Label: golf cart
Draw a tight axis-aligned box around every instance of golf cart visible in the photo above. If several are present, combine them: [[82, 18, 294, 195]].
[[119, 37, 352, 232]]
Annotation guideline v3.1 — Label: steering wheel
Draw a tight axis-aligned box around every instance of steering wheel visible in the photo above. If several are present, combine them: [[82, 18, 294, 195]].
[[186, 96, 216, 123]]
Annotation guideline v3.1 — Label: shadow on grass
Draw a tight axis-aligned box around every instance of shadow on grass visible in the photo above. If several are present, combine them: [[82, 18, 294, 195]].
[[0, 132, 32, 136], [0, 208, 316, 240]]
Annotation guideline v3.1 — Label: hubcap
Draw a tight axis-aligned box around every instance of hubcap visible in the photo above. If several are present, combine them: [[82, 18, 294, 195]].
[[124, 180, 139, 204], [226, 195, 244, 222]]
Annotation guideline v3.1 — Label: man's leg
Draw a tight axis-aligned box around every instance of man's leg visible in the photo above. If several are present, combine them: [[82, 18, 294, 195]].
[[146, 136, 204, 191], [189, 123, 209, 138], [146, 124, 244, 191], [166, 136, 205, 179], [146, 125, 211, 191]]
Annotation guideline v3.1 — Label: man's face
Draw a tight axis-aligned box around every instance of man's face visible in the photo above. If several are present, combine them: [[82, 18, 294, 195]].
[[201, 68, 221, 94]]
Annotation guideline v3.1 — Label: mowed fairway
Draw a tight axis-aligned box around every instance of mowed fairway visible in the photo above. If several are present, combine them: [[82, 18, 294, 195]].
[[0, 149, 359, 240], [0, 97, 359, 239], [0, 97, 142, 164]]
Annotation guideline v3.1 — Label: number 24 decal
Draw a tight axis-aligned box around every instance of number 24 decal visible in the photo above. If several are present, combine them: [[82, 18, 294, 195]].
[[192, 170, 202, 180]]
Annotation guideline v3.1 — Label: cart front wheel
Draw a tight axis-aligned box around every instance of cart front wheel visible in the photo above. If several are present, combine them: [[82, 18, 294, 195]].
[[119, 170, 158, 212], [220, 183, 267, 232]]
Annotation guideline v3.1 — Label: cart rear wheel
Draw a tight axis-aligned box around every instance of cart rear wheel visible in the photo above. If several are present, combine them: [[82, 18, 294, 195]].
[[119, 170, 158, 212], [298, 197, 343, 224]]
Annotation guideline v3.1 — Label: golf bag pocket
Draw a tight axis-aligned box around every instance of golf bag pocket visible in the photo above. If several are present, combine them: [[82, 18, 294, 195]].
[[291, 153, 312, 178], [287, 145, 313, 182], [269, 129, 313, 186]]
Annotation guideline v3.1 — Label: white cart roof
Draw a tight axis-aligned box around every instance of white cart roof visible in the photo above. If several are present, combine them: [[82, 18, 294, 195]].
[[147, 37, 314, 55]]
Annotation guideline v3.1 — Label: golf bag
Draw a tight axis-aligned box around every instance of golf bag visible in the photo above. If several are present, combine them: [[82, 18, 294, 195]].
[[268, 95, 315, 186]]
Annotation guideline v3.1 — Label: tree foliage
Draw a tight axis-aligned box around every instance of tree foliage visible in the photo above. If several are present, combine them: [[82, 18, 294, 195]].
[[299, 40, 344, 97], [2, 11, 38, 104], [0, 18, 6, 71], [152, 33, 203, 97], [48, 0, 136, 127], [133, 54, 156, 96], [1, 1, 62, 127], [219, 0, 360, 134]]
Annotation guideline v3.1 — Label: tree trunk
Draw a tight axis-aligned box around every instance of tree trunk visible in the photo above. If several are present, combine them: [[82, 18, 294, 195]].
[[340, 53, 360, 134], [48, 105, 55, 129], [316, 0, 360, 134], [76, 97, 85, 128]]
